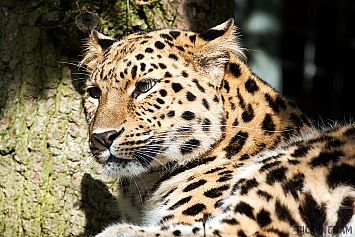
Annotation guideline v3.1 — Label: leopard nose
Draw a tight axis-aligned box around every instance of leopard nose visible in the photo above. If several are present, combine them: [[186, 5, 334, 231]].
[[92, 128, 124, 148]]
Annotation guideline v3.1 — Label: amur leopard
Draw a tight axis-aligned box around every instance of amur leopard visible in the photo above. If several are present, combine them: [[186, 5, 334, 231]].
[[80, 19, 355, 237]]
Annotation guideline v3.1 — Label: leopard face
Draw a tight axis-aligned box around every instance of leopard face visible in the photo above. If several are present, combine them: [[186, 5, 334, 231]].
[[82, 20, 239, 177]]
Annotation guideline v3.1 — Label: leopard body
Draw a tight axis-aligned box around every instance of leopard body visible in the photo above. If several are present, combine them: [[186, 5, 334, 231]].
[[80, 19, 355, 236]]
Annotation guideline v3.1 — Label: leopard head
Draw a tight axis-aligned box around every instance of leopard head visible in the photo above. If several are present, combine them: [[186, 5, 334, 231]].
[[81, 19, 241, 177]]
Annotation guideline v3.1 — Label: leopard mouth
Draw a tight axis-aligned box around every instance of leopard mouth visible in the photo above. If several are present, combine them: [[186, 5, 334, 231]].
[[99, 153, 157, 177], [106, 155, 132, 165], [94, 139, 165, 174], [102, 152, 153, 168]]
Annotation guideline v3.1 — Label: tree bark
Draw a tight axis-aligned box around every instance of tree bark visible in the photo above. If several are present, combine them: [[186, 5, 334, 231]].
[[0, 0, 233, 236], [176, 0, 235, 31]]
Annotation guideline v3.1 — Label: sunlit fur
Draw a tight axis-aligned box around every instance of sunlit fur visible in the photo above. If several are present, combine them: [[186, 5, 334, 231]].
[[80, 19, 355, 237]]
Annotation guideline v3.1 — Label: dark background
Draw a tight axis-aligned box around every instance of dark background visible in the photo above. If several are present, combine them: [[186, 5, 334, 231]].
[[281, 0, 354, 121], [235, 0, 354, 121]]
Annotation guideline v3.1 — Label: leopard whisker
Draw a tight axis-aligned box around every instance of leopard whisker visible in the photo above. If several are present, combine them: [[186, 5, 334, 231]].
[[130, 176, 144, 205], [58, 61, 88, 70], [134, 151, 165, 167], [72, 72, 90, 76]]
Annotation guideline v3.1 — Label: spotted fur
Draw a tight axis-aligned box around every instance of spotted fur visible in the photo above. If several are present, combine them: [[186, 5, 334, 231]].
[[80, 19, 355, 236]]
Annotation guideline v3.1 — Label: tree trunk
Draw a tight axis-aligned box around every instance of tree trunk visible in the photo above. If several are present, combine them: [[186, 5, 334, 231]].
[[0, 0, 233, 236], [176, 0, 235, 31]]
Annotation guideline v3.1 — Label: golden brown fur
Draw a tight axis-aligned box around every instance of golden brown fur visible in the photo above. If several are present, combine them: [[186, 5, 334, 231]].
[[80, 19, 355, 237]]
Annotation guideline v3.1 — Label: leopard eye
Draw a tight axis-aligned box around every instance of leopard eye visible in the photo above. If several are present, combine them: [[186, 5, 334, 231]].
[[87, 87, 101, 99], [136, 78, 156, 93]]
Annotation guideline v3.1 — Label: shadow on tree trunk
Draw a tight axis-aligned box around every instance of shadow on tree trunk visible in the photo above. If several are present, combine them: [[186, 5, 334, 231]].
[[78, 173, 120, 237]]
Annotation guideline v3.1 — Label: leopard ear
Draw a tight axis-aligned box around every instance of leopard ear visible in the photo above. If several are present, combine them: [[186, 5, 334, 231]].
[[80, 30, 116, 70], [198, 18, 235, 42], [90, 30, 116, 52], [193, 19, 242, 84]]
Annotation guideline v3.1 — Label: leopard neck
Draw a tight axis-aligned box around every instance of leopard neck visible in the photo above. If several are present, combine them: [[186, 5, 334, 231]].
[[207, 53, 313, 164]]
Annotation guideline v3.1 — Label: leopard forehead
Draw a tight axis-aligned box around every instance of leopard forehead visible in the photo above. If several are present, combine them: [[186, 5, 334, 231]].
[[88, 29, 201, 87]]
